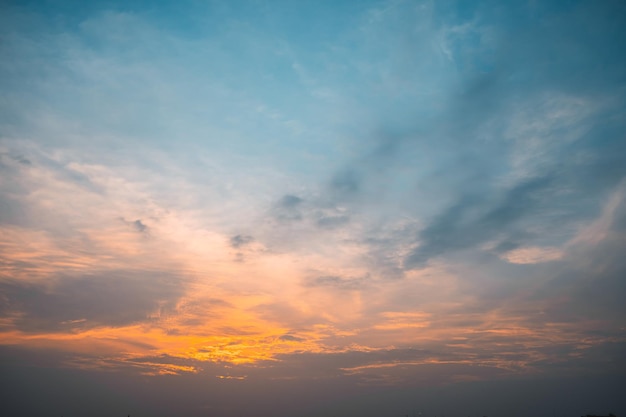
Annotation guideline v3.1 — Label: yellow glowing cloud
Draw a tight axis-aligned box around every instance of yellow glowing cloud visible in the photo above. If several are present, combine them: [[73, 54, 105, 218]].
[[1, 146, 623, 381]]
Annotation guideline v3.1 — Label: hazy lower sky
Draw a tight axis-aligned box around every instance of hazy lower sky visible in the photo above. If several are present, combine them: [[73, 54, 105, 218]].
[[1, 1, 625, 416]]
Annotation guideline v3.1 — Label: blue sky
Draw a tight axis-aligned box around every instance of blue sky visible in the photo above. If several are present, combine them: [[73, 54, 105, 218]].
[[1, 1, 625, 416]]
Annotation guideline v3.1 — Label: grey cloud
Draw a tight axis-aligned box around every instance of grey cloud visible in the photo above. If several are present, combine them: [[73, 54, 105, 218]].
[[0, 270, 185, 332], [404, 120, 626, 268], [36, 154, 104, 195], [0, 152, 31, 167], [251, 301, 327, 328], [272, 194, 304, 222], [330, 169, 361, 196], [265, 330, 626, 385], [230, 234, 256, 263], [15, 155, 31, 165], [278, 334, 304, 342], [0, 147, 104, 230], [0, 195, 30, 226], [310, 205, 352, 230], [424, 191, 626, 352], [119, 217, 149, 233], [405, 175, 555, 268], [230, 234, 253, 248], [315, 214, 349, 229], [306, 275, 365, 291], [2, 342, 624, 417], [268, 0, 626, 285], [324, 130, 414, 208], [536, 198, 626, 327], [340, 2, 626, 269], [278, 194, 303, 208], [265, 346, 566, 385], [0, 153, 34, 226], [133, 219, 147, 233], [491, 239, 520, 254], [270, 193, 351, 231], [266, 348, 432, 380]]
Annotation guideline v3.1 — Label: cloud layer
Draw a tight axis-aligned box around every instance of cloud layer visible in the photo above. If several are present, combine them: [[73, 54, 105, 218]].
[[1, 0, 625, 415]]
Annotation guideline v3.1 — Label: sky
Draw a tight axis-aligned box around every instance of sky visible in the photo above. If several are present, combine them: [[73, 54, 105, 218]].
[[1, 0, 625, 416]]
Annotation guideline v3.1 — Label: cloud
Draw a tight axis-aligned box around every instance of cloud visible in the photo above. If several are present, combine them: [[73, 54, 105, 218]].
[[405, 175, 556, 268], [402, 112, 626, 268], [271, 194, 304, 222], [499, 246, 564, 264], [230, 234, 253, 248], [0, 270, 184, 332], [306, 275, 366, 291], [132, 219, 148, 233], [315, 213, 350, 229], [533, 186, 626, 327], [292, 1, 626, 273], [330, 169, 361, 197], [278, 334, 304, 342]]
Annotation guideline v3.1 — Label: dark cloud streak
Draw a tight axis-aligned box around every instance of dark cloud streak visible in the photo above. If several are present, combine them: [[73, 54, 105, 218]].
[[0, 270, 184, 332], [316, 1, 626, 269]]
